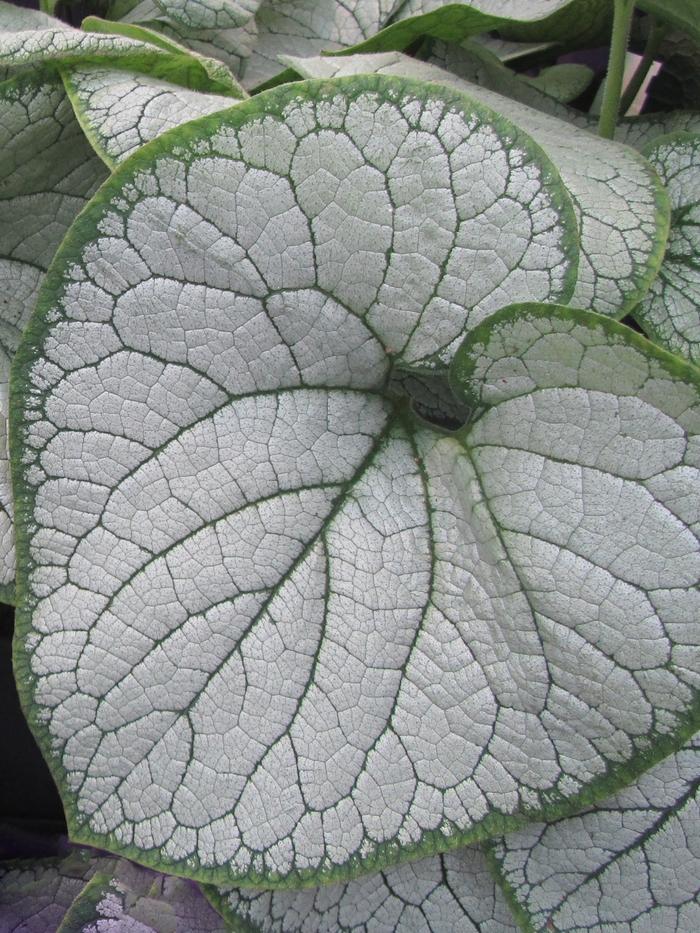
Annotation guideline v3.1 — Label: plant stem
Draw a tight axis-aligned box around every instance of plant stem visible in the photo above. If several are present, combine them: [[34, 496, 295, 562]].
[[39, 0, 58, 13], [598, 0, 636, 139], [618, 16, 667, 116]]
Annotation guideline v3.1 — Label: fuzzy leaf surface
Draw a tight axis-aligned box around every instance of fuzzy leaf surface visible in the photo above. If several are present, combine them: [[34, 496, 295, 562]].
[[115, 1, 258, 82], [633, 133, 700, 366], [0, 13, 240, 95], [213, 845, 517, 931], [14, 79, 699, 888], [0, 75, 107, 603], [490, 736, 700, 932], [283, 52, 669, 316], [521, 63, 594, 104]]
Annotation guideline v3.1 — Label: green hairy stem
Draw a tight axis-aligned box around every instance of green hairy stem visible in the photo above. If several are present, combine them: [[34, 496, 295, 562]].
[[598, 0, 636, 137]]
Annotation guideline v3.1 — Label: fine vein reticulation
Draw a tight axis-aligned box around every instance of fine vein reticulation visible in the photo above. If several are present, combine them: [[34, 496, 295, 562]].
[[11, 77, 699, 887]]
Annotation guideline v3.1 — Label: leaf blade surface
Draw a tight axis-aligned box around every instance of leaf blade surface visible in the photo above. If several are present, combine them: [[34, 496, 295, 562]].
[[12, 78, 698, 888]]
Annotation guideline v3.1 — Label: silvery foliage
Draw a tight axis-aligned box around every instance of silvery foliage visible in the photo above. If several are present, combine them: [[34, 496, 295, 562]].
[[1, 1, 700, 931]]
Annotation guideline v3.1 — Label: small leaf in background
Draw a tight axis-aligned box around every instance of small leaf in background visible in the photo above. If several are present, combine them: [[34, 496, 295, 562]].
[[0, 850, 103, 932], [0, 847, 227, 932], [244, 0, 405, 88], [58, 858, 228, 932], [489, 736, 700, 932], [638, 0, 700, 48], [81, 15, 246, 96], [143, 0, 261, 31], [343, 0, 612, 56], [521, 63, 595, 104], [469, 34, 555, 64], [0, 2, 240, 96], [634, 133, 700, 365], [116, 0, 259, 84], [213, 845, 517, 932]]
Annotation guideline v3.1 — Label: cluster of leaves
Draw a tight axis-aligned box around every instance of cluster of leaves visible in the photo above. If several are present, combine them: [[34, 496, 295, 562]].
[[1, 0, 699, 930]]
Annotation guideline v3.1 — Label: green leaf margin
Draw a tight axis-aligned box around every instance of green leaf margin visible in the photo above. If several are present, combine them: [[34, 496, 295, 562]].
[[10, 78, 698, 889]]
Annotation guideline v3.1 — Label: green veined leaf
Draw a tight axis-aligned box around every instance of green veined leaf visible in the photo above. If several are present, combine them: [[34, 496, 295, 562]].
[[81, 14, 248, 96], [638, 0, 700, 48], [57, 860, 228, 932], [282, 52, 670, 316], [489, 736, 700, 932], [0, 74, 108, 605], [0, 0, 71, 81], [63, 67, 241, 169], [0, 12, 240, 96], [212, 846, 518, 931], [633, 133, 700, 366], [11, 75, 583, 886], [339, 0, 611, 56], [521, 63, 595, 104], [0, 850, 105, 932], [15, 79, 699, 890]]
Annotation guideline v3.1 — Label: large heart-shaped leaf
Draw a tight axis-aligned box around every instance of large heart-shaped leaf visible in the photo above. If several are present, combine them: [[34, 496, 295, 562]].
[[0, 74, 108, 603], [282, 52, 670, 316], [489, 736, 700, 931], [12, 78, 699, 887], [633, 133, 700, 366], [212, 845, 518, 931]]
